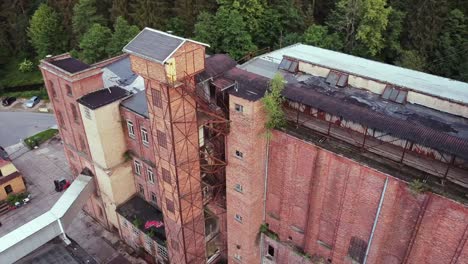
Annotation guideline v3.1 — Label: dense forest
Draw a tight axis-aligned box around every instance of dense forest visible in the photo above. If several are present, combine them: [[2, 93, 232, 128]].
[[0, 0, 467, 91]]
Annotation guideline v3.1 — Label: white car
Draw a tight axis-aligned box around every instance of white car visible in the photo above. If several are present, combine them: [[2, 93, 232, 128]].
[[24, 96, 40, 108]]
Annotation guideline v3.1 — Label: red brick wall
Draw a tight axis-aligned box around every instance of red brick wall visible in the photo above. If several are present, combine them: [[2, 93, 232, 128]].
[[120, 107, 156, 165], [226, 96, 268, 264], [265, 131, 468, 264], [40, 61, 109, 228]]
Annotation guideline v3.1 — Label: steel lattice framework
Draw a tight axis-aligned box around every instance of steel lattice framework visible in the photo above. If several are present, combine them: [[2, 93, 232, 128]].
[[141, 51, 229, 263]]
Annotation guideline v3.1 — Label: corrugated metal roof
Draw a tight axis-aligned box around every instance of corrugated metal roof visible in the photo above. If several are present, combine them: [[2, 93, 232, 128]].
[[123, 28, 209, 64], [283, 83, 468, 160], [252, 44, 468, 105]]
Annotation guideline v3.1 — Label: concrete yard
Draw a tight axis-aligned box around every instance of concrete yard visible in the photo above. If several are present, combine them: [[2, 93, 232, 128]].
[[0, 138, 72, 237]]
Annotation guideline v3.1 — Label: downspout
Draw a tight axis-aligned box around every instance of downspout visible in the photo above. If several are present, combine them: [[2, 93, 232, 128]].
[[363, 176, 388, 264], [57, 219, 71, 245], [260, 136, 271, 261]]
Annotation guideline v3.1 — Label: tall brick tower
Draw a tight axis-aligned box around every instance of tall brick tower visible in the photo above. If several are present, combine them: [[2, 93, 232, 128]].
[[124, 28, 208, 263], [39, 54, 109, 228]]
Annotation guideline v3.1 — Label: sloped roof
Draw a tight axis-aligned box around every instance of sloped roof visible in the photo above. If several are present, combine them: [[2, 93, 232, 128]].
[[121, 90, 149, 118], [77, 86, 129, 110], [252, 43, 468, 105], [123, 28, 209, 64]]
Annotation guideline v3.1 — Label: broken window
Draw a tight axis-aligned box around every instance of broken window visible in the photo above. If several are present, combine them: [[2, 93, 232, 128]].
[[348, 237, 367, 264], [382, 85, 407, 104], [235, 103, 243, 113], [139, 184, 144, 196], [151, 192, 157, 203], [234, 183, 243, 193], [234, 214, 243, 223], [279, 58, 298, 73], [66, 84, 73, 96], [235, 150, 243, 159], [70, 103, 79, 123], [267, 245, 275, 257], [326, 71, 348, 87]]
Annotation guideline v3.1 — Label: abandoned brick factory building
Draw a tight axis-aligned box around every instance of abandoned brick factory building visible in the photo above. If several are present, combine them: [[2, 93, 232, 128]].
[[39, 28, 468, 264]]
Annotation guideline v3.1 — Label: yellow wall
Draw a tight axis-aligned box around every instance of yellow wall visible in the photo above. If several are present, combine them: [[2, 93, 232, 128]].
[[79, 102, 127, 169], [80, 99, 136, 227], [0, 175, 26, 201], [0, 163, 18, 176]]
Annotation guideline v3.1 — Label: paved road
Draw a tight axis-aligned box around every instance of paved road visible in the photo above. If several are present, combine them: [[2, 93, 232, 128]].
[[0, 112, 56, 147]]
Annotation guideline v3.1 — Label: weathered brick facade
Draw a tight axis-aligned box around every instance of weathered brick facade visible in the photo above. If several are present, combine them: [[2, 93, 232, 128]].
[[263, 130, 468, 264], [40, 55, 109, 228]]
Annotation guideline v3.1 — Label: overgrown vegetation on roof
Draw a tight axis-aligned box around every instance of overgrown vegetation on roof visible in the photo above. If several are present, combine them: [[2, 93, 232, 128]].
[[263, 74, 286, 138]]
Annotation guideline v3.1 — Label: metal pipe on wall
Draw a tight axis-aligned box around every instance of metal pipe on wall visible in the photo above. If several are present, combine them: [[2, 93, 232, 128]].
[[363, 176, 389, 264]]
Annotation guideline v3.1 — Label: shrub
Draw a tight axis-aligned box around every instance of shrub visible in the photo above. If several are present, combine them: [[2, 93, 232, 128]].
[[133, 216, 142, 228], [18, 59, 34, 73], [24, 128, 58, 149], [262, 73, 286, 138], [409, 179, 429, 193]]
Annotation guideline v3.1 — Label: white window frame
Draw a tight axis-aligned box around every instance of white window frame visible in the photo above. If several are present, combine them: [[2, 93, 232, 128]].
[[134, 160, 141, 175], [234, 214, 243, 223], [147, 167, 154, 183], [235, 150, 243, 159], [141, 127, 149, 146], [127, 120, 135, 138], [234, 103, 244, 113]]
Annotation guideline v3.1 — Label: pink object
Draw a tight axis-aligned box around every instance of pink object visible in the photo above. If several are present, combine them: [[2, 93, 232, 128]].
[[144, 220, 164, 229]]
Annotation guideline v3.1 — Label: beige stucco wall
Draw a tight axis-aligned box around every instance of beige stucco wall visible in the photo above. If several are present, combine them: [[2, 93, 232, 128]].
[[407, 92, 468, 118], [79, 101, 127, 169], [298, 61, 468, 117], [0, 175, 26, 200], [0, 163, 18, 176], [94, 162, 136, 227], [299, 62, 330, 77]]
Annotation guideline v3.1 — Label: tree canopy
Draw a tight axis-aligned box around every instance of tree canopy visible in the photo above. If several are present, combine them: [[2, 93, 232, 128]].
[[0, 0, 465, 82]]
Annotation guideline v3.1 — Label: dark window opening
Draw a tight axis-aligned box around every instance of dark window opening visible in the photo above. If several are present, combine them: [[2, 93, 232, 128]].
[[279, 58, 298, 73], [348, 237, 367, 264], [49, 81, 57, 98], [152, 89, 162, 108], [326, 71, 348, 87], [151, 192, 157, 203], [4, 184, 13, 194], [139, 184, 144, 196], [66, 84, 73, 96], [79, 136, 87, 153], [382, 85, 407, 104], [267, 245, 275, 257], [70, 103, 79, 123], [235, 150, 243, 159]]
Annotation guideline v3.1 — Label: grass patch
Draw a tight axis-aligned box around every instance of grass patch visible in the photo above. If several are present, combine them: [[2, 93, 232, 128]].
[[0, 58, 43, 88], [24, 128, 58, 149], [1, 87, 49, 100]]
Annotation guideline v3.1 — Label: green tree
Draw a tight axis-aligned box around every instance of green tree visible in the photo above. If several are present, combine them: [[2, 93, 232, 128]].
[[381, 9, 405, 62], [107, 17, 140, 56], [431, 9, 468, 81], [72, 0, 105, 39], [217, 0, 266, 34], [130, 0, 168, 29], [303, 25, 343, 50], [28, 3, 67, 58], [195, 8, 257, 60], [79, 23, 112, 63], [395, 49, 427, 71], [327, 0, 392, 56], [110, 0, 129, 23], [263, 73, 286, 138], [355, 0, 392, 56]]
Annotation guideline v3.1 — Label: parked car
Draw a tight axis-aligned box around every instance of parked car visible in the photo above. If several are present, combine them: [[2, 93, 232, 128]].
[[1, 97, 16, 106], [24, 96, 40, 108]]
